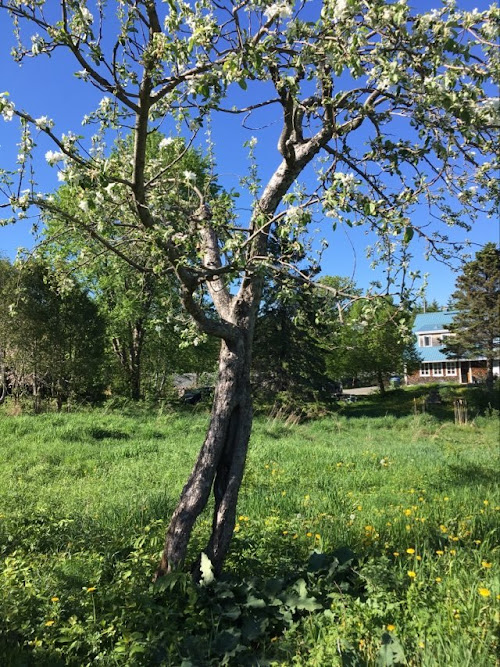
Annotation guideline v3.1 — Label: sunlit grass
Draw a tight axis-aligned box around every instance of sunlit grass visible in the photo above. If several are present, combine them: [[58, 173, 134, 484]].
[[0, 408, 498, 665]]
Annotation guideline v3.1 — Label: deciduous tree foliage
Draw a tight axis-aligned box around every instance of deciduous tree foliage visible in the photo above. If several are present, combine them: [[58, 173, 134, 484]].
[[0, 0, 498, 576], [443, 242, 500, 389], [0, 259, 106, 408]]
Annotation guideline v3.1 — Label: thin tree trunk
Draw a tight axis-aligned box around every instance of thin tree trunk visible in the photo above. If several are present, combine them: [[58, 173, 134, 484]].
[[155, 332, 252, 578], [486, 357, 494, 393], [377, 370, 385, 395], [0, 345, 6, 405]]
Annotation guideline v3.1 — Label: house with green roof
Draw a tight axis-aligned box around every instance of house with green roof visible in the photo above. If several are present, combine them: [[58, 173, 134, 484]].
[[406, 311, 500, 385]]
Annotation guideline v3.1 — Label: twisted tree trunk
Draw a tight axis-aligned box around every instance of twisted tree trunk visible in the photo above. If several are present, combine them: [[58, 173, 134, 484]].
[[156, 329, 253, 578]]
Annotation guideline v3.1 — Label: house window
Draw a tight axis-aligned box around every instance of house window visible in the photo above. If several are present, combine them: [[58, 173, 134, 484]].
[[446, 362, 457, 376], [419, 335, 432, 347], [433, 363, 444, 377], [420, 364, 431, 377]]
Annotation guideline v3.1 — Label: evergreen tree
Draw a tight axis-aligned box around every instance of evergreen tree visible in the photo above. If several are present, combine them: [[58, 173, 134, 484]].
[[444, 243, 500, 389]]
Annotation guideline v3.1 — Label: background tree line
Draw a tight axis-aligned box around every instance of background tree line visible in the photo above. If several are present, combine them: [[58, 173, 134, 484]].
[[0, 252, 422, 411]]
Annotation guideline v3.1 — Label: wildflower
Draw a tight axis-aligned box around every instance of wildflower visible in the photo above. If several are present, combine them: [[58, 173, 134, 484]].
[[478, 587, 491, 597], [407, 570, 417, 578], [292, 533, 298, 539], [483, 500, 489, 506], [416, 555, 422, 561], [386, 624, 396, 632], [481, 561, 492, 568], [435, 577, 442, 583], [365, 525, 373, 532], [474, 540, 481, 545], [449, 549, 456, 555], [440, 525, 447, 533], [436, 550, 444, 556], [315, 533, 321, 540], [393, 552, 400, 557], [51, 597, 59, 602], [306, 532, 312, 537], [86, 586, 97, 593], [45, 620, 55, 626], [406, 548, 415, 555], [404, 509, 412, 516], [183, 170, 196, 182], [282, 530, 288, 535]]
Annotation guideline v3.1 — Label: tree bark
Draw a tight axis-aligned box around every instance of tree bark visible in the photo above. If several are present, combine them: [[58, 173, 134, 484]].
[[0, 346, 6, 406], [155, 328, 253, 578], [377, 370, 385, 395]]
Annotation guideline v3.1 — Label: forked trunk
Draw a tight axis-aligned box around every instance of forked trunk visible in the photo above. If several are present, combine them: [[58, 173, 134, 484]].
[[155, 332, 253, 579]]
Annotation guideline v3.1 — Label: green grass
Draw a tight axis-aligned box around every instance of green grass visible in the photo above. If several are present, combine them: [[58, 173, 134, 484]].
[[0, 406, 498, 665]]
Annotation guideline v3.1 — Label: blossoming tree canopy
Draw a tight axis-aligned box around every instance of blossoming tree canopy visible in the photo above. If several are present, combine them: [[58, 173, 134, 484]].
[[0, 0, 498, 577]]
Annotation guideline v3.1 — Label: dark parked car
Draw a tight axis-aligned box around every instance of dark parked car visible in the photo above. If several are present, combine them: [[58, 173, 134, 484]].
[[180, 386, 214, 405]]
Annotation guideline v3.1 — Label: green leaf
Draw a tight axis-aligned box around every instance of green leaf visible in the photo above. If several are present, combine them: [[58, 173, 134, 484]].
[[213, 628, 240, 656], [376, 633, 406, 666], [403, 226, 414, 244]]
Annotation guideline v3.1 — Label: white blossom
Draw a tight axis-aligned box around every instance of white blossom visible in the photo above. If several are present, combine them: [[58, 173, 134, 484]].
[[159, 137, 174, 149], [0, 92, 15, 122], [333, 0, 348, 21], [183, 170, 197, 182], [31, 34, 44, 56], [35, 116, 54, 130], [98, 97, 111, 113], [45, 150, 65, 166], [264, 2, 293, 21], [78, 200, 89, 213], [80, 7, 93, 23]]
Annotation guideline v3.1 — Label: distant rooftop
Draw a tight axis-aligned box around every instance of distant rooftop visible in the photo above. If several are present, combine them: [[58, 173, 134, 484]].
[[413, 310, 458, 333]]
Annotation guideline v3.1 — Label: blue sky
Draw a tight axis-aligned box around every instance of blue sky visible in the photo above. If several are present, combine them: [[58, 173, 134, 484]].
[[0, 0, 497, 306]]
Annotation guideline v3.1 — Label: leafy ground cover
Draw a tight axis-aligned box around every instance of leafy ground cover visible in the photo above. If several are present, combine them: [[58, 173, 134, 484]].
[[0, 405, 498, 665]]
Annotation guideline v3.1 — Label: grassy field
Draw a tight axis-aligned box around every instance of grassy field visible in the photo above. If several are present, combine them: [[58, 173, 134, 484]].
[[0, 401, 498, 665]]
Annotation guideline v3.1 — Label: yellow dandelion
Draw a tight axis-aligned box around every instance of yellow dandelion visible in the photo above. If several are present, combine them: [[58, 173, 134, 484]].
[[292, 533, 298, 539], [51, 597, 59, 603], [483, 500, 489, 506], [435, 577, 442, 583], [393, 552, 400, 557], [404, 509, 412, 517], [449, 549, 456, 555], [365, 525, 373, 532], [86, 586, 97, 593], [282, 530, 288, 535], [406, 548, 415, 555], [416, 555, 422, 561], [436, 550, 444, 556], [440, 525, 447, 533], [45, 620, 55, 627], [474, 540, 481, 545], [306, 532, 312, 537], [407, 570, 417, 579], [386, 624, 396, 632], [481, 561, 492, 568], [478, 587, 491, 597], [315, 533, 321, 540]]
